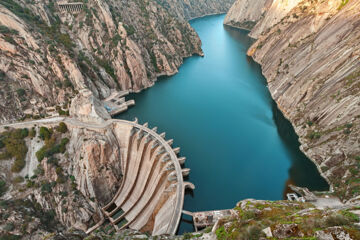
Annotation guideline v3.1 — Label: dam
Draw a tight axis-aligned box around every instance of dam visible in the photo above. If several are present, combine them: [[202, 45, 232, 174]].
[[117, 14, 329, 233]]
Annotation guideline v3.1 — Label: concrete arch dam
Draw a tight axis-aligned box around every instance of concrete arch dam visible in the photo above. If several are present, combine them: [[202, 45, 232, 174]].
[[94, 120, 194, 236]]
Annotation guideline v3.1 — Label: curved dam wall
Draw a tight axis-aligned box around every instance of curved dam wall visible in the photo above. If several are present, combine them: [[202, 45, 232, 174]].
[[100, 119, 192, 235]]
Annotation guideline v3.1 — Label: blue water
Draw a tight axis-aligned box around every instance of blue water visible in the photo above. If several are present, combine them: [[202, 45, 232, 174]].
[[117, 14, 328, 233]]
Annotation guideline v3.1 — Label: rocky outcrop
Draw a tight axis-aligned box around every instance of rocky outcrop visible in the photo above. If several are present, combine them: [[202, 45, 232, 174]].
[[210, 199, 360, 239], [69, 89, 111, 124], [224, 0, 269, 30], [249, 0, 303, 38], [226, 0, 360, 201], [155, 0, 236, 21], [0, 0, 205, 123]]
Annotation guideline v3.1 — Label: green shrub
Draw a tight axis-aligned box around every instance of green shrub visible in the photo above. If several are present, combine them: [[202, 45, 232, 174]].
[[56, 122, 68, 133], [216, 226, 229, 240], [39, 127, 51, 140], [64, 79, 73, 88], [16, 88, 26, 97], [0, 180, 7, 197], [338, 0, 349, 10], [26, 180, 35, 188], [29, 127, 36, 138], [0, 233, 22, 240], [0, 25, 18, 35], [324, 214, 352, 227], [0, 70, 5, 81], [308, 131, 321, 140], [41, 181, 53, 193], [19, 128, 28, 138], [124, 24, 135, 35], [3, 222, 15, 231]]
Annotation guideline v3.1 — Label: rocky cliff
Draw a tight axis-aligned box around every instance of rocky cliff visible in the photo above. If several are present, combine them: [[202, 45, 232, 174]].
[[225, 0, 360, 202], [155, 0, 235, 21], [0, 0, 209, 123], [224, 0, 269, 30]]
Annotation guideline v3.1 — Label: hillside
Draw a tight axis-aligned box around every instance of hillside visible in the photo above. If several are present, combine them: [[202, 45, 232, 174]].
[[0, 0, 229, 123]]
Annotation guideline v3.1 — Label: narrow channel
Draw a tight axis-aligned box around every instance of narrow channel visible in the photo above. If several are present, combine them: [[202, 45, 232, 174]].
[[117, 14, 329, 234]]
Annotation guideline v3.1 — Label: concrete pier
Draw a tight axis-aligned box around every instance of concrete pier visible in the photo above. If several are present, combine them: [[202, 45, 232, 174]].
[[102, 90, 135, 116]]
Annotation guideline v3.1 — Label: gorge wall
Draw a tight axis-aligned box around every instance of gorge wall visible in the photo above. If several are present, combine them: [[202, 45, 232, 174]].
[[0, 0, 234, 124], [225, 0, 360, 202], [155, 0, 235, 21]]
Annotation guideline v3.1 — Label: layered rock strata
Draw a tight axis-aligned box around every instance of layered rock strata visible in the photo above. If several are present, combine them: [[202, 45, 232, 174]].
[[225, 0, 360, 201]]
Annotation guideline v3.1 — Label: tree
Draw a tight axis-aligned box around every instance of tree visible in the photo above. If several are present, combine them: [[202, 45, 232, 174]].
[[39, 127, 52, 140], [56, 122, 68, 133]]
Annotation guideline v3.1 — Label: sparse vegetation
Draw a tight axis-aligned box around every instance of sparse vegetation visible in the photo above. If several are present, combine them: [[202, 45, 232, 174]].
[[0, 25, 19, 35], [36, 137, 69, 161], [307, 131, 321, 140], [215, 201, 360, 240], [338, 0, 349, 10], [0, 129, 29, 172]]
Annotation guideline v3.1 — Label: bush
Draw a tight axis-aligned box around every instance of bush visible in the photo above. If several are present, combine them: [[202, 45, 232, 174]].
[[308, 131, 321, 140], [41, 181, 53, 193], [324, 214, 352, 227], [0, 180, 7, 197], [0, 234, 22, 240], [64, 79, 73, 88], [16, 88, 26, 97], [39, 127, 52, 140], [216, 226, 229, 240], [0, 25, 18, 35], [19, 128, 28, 138], [56, 122, 68, 133], [29, 127, 36, 138], [3, 222, 15, 231]]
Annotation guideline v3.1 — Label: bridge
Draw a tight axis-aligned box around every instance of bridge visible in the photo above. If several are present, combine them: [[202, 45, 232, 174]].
[[0, 117, 194, 236]]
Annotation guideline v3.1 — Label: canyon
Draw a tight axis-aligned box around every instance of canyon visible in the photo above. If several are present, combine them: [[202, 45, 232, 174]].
[[225, 0, 360, 203], [0, 0, 360, 239]]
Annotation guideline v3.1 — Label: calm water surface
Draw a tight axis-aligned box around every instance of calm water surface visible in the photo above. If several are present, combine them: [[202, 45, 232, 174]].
[[117, 14, 328, 233]]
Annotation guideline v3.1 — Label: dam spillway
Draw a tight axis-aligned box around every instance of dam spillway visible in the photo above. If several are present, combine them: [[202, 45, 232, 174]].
[[95, 120, 194, 236]]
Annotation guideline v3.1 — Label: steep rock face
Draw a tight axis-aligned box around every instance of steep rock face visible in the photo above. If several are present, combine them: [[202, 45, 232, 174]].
[[0, 0, 203, 123], [69, 89, 111, 123], [0, 120, 132, 232], [249, 0, 303, 38], [227, 0, 360, 201], [224, 0, 269, 30], [155, 0, 236, 21]]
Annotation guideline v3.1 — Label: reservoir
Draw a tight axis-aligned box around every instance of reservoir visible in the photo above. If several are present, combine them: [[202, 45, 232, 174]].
[[117, 14, 329, 233]]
